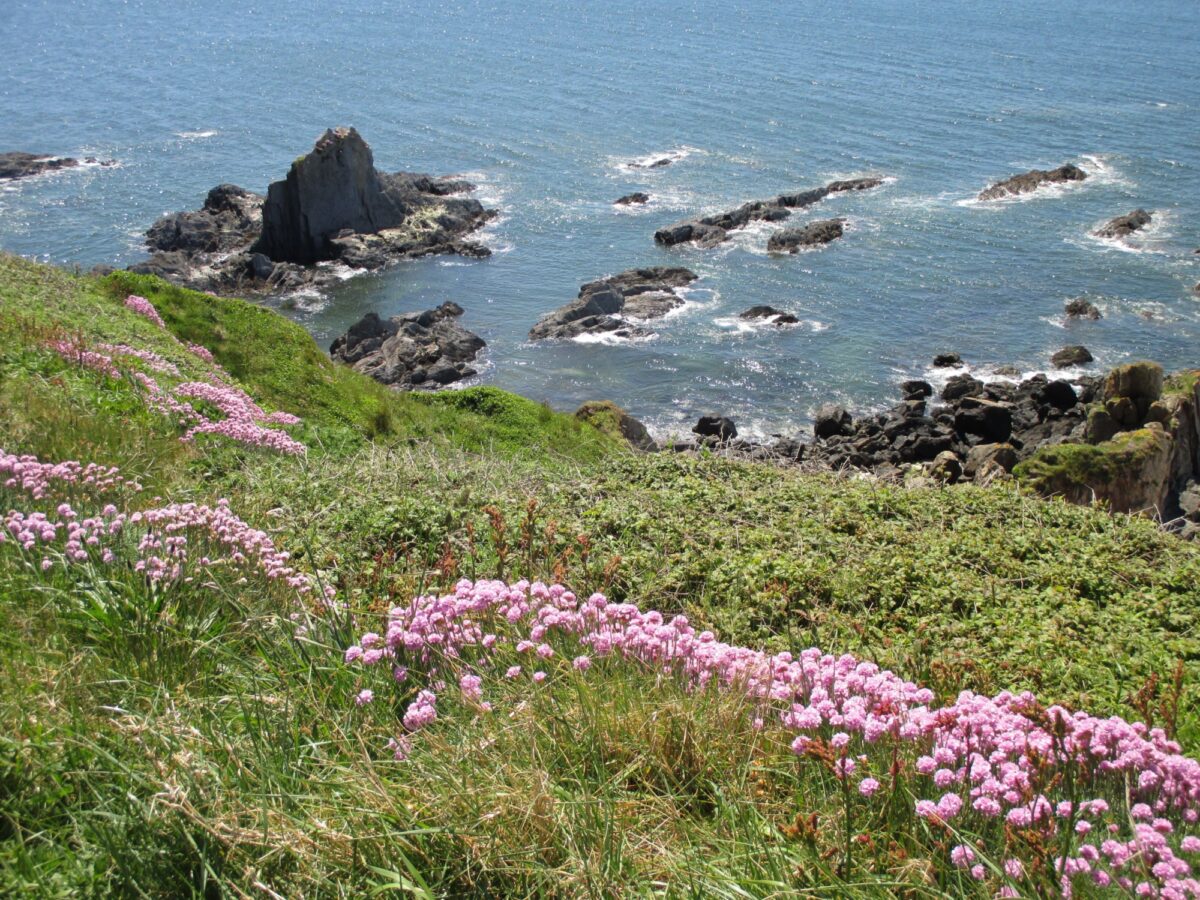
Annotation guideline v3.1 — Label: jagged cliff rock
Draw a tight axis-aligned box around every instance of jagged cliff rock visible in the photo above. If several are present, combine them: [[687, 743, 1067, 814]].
[[131, 128, 495, 296]]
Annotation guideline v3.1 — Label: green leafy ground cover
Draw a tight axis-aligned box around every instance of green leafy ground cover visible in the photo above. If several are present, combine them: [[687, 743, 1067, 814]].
[[1, 253, 1197, 897]]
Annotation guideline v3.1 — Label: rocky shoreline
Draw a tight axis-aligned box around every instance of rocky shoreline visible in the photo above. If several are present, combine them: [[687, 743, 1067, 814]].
[[128, 128, 496, 297], [596, 359, 1200, 537]]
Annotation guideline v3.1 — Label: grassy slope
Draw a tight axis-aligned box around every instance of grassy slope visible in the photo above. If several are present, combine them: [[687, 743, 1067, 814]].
[[1, 255, 1198, 897]]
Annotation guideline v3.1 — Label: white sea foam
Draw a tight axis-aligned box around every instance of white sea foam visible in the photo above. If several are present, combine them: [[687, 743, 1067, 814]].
[[611, 145, 703, 173], [570, 329, 657, 346], [176, 130, 218, 139], [315, 260, 369, 281]]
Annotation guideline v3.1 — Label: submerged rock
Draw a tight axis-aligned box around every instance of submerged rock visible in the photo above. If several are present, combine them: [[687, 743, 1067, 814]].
[[329, 302, 485, 390], [977, 163, 1087, 201], [1093, 209, 1152, 239], [767, 219, 844, 253], [528, 267, 698, 341], [654, 177, 882, 248], [0, 151, 115, 181], [131, 127, 495, 297], [614, 192, 650, 206], [1064, 297, 1103, 320]]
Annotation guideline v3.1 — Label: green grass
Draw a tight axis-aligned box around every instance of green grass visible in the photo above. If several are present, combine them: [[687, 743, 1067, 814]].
[[1, 255, 1198, 896]]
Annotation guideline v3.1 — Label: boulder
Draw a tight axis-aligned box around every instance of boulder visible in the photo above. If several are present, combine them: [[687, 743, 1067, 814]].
[[655, 177, 882, 247], [1051, 345, 1093, 368], [575, 401, 656, 451], [933, 352, 963, 368], [1064, 298, 1102, 320], [767, 219, 844, 253], [942, 374, 984, 402], [329, 302, 485, 390], [954, 397, 1013, 443], [964, 443, 1018, 479], [813, 404, 853, 440], [929, 451, 963, 483], [901, 380, 933, 400], [529, 267, 698, 341], [739, 305, 799, 325], [693, 416, 737, 442], [1093, 209, 1152, 239], [978, 163, 1088, 201], [614, 192, 650, 206], [1038, 380, 1078, 411]]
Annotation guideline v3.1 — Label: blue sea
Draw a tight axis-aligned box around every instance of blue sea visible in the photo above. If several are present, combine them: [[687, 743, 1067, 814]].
[[2, 0, 1197, 439]]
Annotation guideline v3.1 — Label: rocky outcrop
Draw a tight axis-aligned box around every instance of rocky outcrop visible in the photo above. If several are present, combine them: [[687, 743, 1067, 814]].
[[978, 164, 1088, 201], [654, 177, 882, 248], [131, 128, 495, 296], [767, 219, 844, 253], [0, 151, 115, 181], [1015, 364, 1200, 520], [1094, 209, 1152, 239], [739, 306, 799, 325], [933, 353, 963, 368], [329, 302, 485, 390], [528, 267, 698, 341], [615, 192, 650, 206]]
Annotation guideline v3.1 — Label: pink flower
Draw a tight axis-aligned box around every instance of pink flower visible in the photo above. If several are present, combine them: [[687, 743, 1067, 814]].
[[572, 655, 591, 671], [355, 689, 374, 706], [532, 671, 547, 683], [858, 777, 880, 797]]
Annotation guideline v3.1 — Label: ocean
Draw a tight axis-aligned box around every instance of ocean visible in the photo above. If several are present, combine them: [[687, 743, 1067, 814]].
[[2, 0, 1197, 440]]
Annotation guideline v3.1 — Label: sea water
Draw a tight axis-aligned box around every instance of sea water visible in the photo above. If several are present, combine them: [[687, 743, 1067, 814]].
[[2, 0, 1197, 439]]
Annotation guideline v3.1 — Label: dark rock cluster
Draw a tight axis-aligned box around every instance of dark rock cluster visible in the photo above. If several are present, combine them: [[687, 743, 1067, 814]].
[[766, 219, 845, 253], [654, 177, 882, 249], [977, 163, 1087, 201], [0, 151, 116, 181], [329, 302, 485, 390], [130, 128, 495, 296], [528, 267, 698, 341]]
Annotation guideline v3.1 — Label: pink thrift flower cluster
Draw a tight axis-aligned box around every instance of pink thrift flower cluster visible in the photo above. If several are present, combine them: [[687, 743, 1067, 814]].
[[124, 294, 167, 327], [344, 579, 1200, 897], [1, 450, 142, 500], [48, 296, 304, 455], [1, 451, 326, 600], [185, 342, 215, 364]]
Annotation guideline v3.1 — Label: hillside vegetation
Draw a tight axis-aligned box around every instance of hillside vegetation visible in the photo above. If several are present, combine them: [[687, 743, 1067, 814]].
[[1, 253, 1198, 898]]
